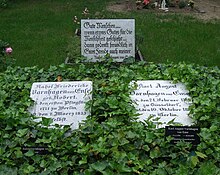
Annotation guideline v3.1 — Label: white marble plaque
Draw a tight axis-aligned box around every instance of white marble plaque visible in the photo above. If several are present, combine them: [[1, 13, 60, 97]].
[[130, 80, 192, 127], [29, 81, 92, 129], [81, 19, 135, 62]]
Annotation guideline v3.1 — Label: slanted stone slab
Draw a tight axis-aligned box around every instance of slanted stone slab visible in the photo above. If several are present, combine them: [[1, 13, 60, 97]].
[[130, 80, 192, 127], [29, 81, 92, 129], [81, 19, 135, 62]]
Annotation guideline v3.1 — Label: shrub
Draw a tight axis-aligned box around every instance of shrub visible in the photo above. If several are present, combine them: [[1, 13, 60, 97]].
[[179, 0, 187, 8]]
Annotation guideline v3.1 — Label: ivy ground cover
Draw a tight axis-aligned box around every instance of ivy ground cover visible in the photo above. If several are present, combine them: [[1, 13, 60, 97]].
[[0, 60, 219, 174]]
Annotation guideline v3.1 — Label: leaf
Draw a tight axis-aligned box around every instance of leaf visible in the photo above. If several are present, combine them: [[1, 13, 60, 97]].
[[15, 150, 23, 158], [23, 165, 35, 174], [90, 161, 108, 172], [117, 164, 132, 173], [36, 138, 51, 143], [106, 96, 119, 109], [79, 157, 87, 165], [142, 145, 150, 151], [38, 68, 44, 73], [49, 162, 62, 171], [42, 117, 53, 126], [150, 148, 160, 159], [123, 57, 135, 63], [191, 156, 199, 167], [210, 125, 217, 132], [40, 160, 47, 168], [59, 63, 66, 68], [16, 128, 28, 137], [145, 132, 155, 143], [119, 138, 129, 146], [24, 150, 34, 157], [126, 131, 137, 139], [195, 151, 207, 159], [5, 125, 13, 130]]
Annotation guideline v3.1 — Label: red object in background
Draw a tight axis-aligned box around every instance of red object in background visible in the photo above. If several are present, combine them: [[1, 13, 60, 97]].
[[143, 0, 150, 5]]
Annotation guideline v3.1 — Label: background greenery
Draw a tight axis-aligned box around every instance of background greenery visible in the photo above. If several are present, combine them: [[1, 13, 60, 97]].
[[0, 0, 219, 68]]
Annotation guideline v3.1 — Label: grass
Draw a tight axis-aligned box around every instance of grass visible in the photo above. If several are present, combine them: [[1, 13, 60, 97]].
[[0, 0, 219, 68], [134, 13, 220, 66], [0, 0, 110, 68]]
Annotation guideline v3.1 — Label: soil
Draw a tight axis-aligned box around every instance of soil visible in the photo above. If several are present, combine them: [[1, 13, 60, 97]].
[[107, 0, 220, 21]]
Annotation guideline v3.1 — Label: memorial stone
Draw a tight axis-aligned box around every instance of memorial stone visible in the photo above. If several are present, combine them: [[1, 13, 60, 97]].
[[81, 19, 135, 62], [29, 81, 92, 129], [130, 80, 192, 127]]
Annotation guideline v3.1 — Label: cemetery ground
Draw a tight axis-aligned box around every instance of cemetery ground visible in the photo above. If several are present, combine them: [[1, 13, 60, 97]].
[[0, 0, 219, 68], [108, 0, 220, 21]]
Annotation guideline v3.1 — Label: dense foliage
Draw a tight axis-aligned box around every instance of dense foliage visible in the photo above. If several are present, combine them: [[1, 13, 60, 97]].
[[0, 59, 219, 174]]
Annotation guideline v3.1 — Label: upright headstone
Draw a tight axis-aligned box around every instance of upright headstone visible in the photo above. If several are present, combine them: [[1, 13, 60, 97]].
[[29, 81, 92, 129], [130, 80, 192, 127], [161, 0, 166, 9], [81, 19, 135, 62], [160, 0, 168, 11]]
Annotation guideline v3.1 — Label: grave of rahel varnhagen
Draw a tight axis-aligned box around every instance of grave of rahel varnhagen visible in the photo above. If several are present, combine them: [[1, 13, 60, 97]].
[[29, 81, 92, 130]]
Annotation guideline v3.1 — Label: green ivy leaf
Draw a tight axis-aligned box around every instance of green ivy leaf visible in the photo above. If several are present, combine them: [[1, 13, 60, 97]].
[[150, 148, 160, 159], [142, 145, 150, 151], [191, 156, 199, 167], [79, 157, 87, 165], [40, 160, 47, 168], [42, 117, 53, 126], [16, 128, 28, 137], [119, 138, 129, 146], [145, 132, 155, 143], [195, 151, 207, 159], [23, 165, 35, 174], [36, 138, 51, 143], [126, 131, 137, 139], [90, 161, 108, 172], [210, 125, 218, 132], [15, 150, 23, 158], [24, 150, 34, 157], [49, 161, 62, 171]]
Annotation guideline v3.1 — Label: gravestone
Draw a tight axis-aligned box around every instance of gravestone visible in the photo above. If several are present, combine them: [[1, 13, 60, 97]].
[[81, 19, 135, 62], [29, 81, 92, 129], [130, 80, 192, 127]]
